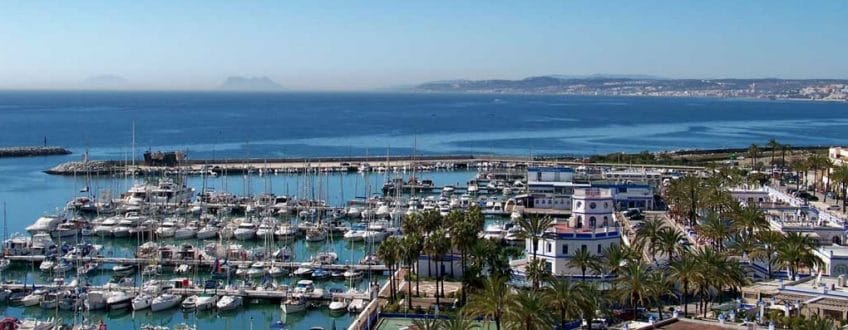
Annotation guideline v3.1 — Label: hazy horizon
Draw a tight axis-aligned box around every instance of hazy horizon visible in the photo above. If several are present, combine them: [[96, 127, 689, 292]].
[[2, 1, 847, 91]]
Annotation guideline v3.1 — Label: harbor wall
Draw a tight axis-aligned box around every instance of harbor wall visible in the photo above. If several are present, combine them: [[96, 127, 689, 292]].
[[0, 146, 71, 158]]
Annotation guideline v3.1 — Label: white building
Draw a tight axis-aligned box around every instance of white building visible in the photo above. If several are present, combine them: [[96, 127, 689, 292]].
[[527, 166, 573, 183], [815, 246, 848, 277], [521, 188, 622, 278], [829, 147, 848, 167]]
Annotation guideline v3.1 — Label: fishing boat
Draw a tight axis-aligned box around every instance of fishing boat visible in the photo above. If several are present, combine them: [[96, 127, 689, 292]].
[[343, 269, 363, 280], [216, 295, 242, 311], [38, 291, 60, 309], [150, 293, 182, 312], [77, 262, 98, 276], [304, 227, 327, 242], [39, 259, 55, 273], [280, 296, 307, 314], [84, 291, 108, 310]]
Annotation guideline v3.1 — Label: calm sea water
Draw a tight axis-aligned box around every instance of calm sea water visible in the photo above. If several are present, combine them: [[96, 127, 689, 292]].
[[0, 91, 847, 328]]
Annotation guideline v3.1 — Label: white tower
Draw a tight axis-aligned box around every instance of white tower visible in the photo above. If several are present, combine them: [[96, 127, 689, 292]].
[[570, 188, 614, 229]]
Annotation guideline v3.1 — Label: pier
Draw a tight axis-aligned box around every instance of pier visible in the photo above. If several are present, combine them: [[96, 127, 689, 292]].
[[0, 146, 71, 158], [4, 255, 388, 272]]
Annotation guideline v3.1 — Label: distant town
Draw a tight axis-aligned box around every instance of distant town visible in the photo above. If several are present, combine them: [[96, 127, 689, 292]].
[[416, 76, 848, 101]]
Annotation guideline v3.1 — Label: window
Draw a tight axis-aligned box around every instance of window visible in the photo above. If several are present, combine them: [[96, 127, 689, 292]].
[[547, 243, 552, 253], [589, 202, 597, 209], [604, 202, 609, 208], [576, 201, 582, 208], [581, 244, 587, 252], [562, 245, 568, 255], [603, 216, 609, 226], [589, 216, 596, 227], [597, 244, 602, 254]]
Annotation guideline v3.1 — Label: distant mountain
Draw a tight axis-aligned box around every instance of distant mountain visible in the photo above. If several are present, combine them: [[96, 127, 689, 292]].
[[220, 76, 283, 91], [546, 74, 663, 80], [81, 75, 129, 89]]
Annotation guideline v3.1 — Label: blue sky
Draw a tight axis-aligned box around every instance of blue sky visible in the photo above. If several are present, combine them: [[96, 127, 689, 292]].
[[1, 0, 846, 90]]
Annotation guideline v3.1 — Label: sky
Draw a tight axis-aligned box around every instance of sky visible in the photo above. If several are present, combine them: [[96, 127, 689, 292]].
[[1, 0, 847, 90]]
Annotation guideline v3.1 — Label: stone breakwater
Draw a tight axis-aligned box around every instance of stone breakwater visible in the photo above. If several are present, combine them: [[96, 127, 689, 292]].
[[0, 146, 71, 158]]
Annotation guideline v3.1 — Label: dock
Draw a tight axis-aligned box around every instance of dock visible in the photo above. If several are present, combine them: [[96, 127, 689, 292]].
[[4, 255, 388, 272], [0, 282, 372, 302]]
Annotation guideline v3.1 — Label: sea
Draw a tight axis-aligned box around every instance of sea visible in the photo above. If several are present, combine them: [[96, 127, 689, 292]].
[[0, 91, 847, 329]]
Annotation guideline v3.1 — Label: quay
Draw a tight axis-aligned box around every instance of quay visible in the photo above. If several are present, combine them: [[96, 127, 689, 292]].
[[0, 146, 71, 158], [4, 255, 388, 272], [0, 282, 373, 302], [44, 153, 707, 176]]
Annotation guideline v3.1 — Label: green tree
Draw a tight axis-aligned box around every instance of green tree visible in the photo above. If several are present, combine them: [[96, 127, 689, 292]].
[[748, 144, 760, 170], [517, 215, 554, 260], [655, 227, 687, 262], [525, 258, 552, 291], [767, 138, 779, 168], [614, 262, 653, 318], [465, 276, 510, 330], [544, 278, 585, 330], [568, 247, 599, 280], [750, 230, 783, 279], [377, 236, 401, 302], [668, 253, 700, 316], [776, 232, 824, 280], [504, 290, 556, 330]]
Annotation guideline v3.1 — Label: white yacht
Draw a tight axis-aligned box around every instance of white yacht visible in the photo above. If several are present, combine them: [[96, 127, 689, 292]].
[[481, 223, 506, 240], [84, 291, 108, 311], [107, 291, 135, 310], [234, 222, 257, 240], [52, 222, 79, 239], [174, 222, 198, 240], [196, 225, 218, 240], [182, 295, 216, 311], [26, 214, 66, 234], [274, 224, 297, 239], [155, 220, 178, 238], [150, 293, 182, 312], [93, 217, 118, 237], [256, 220, 275, 239], [216, 295, 242, 311]]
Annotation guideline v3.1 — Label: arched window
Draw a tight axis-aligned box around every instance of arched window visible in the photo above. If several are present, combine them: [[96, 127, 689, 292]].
[[589, 216, 597, 227], [602, 216, 609, 226]]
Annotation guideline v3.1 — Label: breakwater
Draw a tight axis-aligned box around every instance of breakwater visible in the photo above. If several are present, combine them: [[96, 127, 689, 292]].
[[44, 153, 708, 176], [0, 146, 71, 158]]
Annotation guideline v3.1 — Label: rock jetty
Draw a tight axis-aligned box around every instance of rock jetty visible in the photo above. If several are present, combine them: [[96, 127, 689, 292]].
[[45, 161, 118, 175], [0, 146, 71, 158]]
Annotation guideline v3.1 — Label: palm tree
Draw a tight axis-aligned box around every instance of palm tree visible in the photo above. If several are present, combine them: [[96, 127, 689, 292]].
[[614, 262, 653, 318], [664, 176, 702, 226], [750, 230, 783, 279], [776, 232, 824, 280], [451, 207, 483, 304], [504, 290, 556, 330], [791, 159, 809, 191], [411, 318, 441, 330], [442, 311, 480, 330], [578, 283, 606, 330], [697, 212, 731, 252], [378, 236, 401, 302], [748, 144, 760, 170], [568, 248, 599, 280], [465, 276, 510, 330], [400, 234, 421, 310], [668, 254, 700, 316], [780, 143, 791, 170], [544, 278, 585, 329], [767, 138, 779, 168], [690, 248, 747, 317], [636, 218, 665, 261], [655, 227, 687, 262], [516, 215, 554, 260], [731, 204, 768, 237], [600, 243, 639, 276], [525, 258, 551, 291], [425, 228, 451, 305], [647, 269, 673, 320], [831, 165, 848, 212]]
